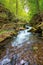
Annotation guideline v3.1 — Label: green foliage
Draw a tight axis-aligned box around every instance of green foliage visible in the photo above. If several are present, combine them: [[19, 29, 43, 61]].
[[0, 13, 7, 18], [0, 0, 43, 21]]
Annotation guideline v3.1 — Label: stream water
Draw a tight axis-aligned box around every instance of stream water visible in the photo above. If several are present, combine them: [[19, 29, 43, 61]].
[[0, 28, 43, 65], [11, 29, 38, 47]]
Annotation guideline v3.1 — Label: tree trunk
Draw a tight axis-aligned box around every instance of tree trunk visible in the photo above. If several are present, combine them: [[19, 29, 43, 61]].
[[36, 0, 40, 14], [36, 0, 42, 20], [16, 0, 18, 15]]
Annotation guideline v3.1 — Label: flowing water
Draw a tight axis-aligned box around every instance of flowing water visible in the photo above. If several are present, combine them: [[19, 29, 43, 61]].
[[0, 28, 43, 65], [11, 29, 38, 47]]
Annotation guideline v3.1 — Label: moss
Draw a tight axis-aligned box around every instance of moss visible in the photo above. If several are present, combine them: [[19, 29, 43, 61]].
[[0, 30, 17, 42]]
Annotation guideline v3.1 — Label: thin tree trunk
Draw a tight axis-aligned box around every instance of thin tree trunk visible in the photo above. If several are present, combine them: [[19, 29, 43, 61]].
[[16, 0, 18, 15], [36, 0, 42, 21], [36, 0, 40, 13]]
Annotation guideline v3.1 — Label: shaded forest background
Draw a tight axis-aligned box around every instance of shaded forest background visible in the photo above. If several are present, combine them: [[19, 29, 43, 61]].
[[0, 0, 43, 21]]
